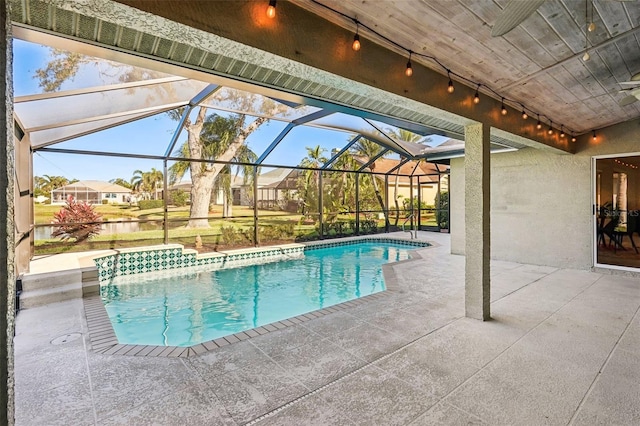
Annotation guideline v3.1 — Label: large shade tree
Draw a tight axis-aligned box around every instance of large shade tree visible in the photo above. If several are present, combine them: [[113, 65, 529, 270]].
[[34, 48, 167, 92], [35, 49, 290, 228], [171, 93, 288, 228], [170, 113, 258, 220]]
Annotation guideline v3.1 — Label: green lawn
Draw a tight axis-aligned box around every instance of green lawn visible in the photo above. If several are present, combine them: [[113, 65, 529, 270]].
[[33, 203, 435, 255], [35, 203, 144, 224], [34, 203, 292, 224], [34, 204, 315, 255]]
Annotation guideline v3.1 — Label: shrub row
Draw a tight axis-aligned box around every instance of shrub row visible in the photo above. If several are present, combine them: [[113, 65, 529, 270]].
[[137, 200, 164, 210]]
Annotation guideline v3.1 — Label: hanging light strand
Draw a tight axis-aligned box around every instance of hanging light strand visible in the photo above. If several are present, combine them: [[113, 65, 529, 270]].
[[583, 0, 590, 61], [303, 0, 577, 138], [614, 159, 638, 169]]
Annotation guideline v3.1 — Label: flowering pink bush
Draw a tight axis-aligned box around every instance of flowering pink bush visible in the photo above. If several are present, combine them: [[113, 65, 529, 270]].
[[52, 196, 102, 242]]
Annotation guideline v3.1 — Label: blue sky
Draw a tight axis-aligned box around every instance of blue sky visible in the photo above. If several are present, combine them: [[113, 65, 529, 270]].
[[14, 39, 444, 183]]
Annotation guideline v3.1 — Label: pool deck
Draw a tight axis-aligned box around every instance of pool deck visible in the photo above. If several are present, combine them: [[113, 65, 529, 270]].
[[14, 232, 640, 425]]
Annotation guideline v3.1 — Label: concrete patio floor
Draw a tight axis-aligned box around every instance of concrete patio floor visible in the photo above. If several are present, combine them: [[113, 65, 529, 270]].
[[14, 232, 640, 425]]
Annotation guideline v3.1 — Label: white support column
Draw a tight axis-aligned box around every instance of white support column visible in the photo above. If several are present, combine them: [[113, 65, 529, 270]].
[[464, 123, 490, 320]]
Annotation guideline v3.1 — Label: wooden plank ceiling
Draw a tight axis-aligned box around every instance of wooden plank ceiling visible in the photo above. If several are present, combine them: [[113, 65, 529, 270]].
[[293, 0, 640, 134]]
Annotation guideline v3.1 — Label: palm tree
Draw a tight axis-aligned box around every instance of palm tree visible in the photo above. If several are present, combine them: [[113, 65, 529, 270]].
[[298, 145, 327, 220], [109, 178, 133, 190], [130, 170, 151, 200], [130, 169, 163, 200], [42, 175, 71, 192], [37, 175, 75, 201], [147, 168, 164, 200], [350, 138, 389, 228], [323, 149, 358, 223], [33, 175, 49, 198]]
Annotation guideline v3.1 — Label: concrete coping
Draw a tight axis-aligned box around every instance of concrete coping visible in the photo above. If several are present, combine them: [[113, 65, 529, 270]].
[[89, 243, 306, 264], [216, 243, 305, 256]]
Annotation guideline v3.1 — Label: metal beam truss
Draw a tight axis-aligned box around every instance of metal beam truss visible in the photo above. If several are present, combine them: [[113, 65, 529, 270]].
[[31, 88, 452, 253]]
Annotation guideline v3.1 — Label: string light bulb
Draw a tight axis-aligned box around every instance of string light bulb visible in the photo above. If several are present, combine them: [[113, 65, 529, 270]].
[[522, 109, 528, 120], [447, 72, 454, 93], [560, 125, 565, 138], [501, 98, 508, 115], [352, 34, 361, 51], [548, 120, 554, 135], [592, 130, 597, 141], [405, 52, 413, 77], [473, 85, 480, 104], [266, 0, 276, 18], [571, 134, 577, 142], [536, 114, 542, 130], [352, 22, 361, 51], [587, 0, 595, 32]]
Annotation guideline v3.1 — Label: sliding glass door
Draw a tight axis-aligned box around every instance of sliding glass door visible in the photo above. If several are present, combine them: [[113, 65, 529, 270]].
[[594, 154, 640, 269]]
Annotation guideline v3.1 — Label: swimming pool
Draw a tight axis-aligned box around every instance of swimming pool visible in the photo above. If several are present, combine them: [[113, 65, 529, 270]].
[[100, 240, 425, 347]]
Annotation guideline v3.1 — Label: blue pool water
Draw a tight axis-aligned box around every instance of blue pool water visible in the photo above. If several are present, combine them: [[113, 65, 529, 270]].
[[101, 241, 418, 347]]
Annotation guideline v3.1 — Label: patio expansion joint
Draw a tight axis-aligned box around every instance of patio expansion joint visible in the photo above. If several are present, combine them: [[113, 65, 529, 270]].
[[80, 316, 100, 425], [243, 314, 460, 425], [567, 301, 640, 425], [244, 270, 612, 426], [435, 273, 611, 417]]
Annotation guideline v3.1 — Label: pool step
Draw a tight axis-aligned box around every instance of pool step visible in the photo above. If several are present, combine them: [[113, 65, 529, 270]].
[[20, 282, 83, 309], [21, 270, 83, 292], [20, 268, 99, 309]]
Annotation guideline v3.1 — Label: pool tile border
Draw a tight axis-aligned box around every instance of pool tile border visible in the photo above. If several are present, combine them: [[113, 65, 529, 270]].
[[83, 236, 432, 357], [92, 243, 307, 282]]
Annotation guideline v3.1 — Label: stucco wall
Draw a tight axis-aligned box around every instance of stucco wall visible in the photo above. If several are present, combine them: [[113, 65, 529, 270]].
[[451, 120, 640, 269], [1, 2, 15, 422], [386, 184, 438, 208]]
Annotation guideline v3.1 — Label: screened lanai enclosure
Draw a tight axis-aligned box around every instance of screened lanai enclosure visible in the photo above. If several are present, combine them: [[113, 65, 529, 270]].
[[14, 38, 523, 264]]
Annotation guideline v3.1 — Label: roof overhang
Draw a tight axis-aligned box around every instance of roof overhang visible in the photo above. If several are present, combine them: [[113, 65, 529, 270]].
[[10, 0, 573, 155]]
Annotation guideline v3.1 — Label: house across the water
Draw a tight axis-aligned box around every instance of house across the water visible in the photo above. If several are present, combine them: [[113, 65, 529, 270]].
[[51, 180, 132, 205]]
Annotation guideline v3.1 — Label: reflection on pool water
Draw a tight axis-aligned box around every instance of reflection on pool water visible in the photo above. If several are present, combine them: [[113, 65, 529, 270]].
[[101, 241, 417, 347]]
